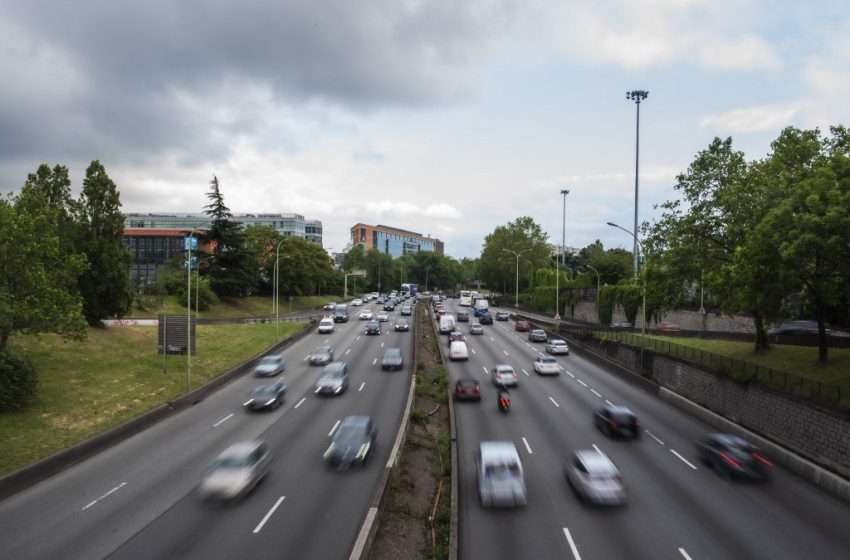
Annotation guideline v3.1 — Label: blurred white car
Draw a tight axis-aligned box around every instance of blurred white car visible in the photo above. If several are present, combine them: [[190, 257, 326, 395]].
[[477, 441, 527, 507], [318, 318, 335, 333], [545, 339, 570, 355], [351, 298, 363, 306], [566, 449, 626, 505], [533, 355, 560, 375], [491, 364, 518, 387], [358, 309, 373, 320], [198, 440, 270, 502], [376, 311, 390, 322]]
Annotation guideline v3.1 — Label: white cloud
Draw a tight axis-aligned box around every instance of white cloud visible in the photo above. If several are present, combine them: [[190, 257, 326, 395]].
[[699, 102, 807, 133], [698, 34, 781, 70]]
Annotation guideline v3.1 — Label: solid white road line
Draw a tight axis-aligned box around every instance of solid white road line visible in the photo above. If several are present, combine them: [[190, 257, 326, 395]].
[[522, 437, 533, 454], [213, 413, 234, 427], [253, 496, 286, 534], [671, 449, 698, 470], [590, 389, 603, 398], [358, 382, 366, 392], [372, 358, 377, 365], [577, 379, 588, 387], [679, 548, 694, 560], [345, 348, 351, 355], [645, 430, 665, 445], [563, 528, 583, 560], [328, 420, 341, 436], [82, 482, 127, 511], [549, 396, 560, 408]]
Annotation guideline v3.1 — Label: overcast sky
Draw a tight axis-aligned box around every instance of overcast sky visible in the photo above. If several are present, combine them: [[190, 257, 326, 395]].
[[2, 0, 849, 258]]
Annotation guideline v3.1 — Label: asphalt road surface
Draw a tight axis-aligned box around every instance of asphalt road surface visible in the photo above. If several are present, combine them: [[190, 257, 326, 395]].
[[0, 300, 413, 560], [442, 299, 850, 560]]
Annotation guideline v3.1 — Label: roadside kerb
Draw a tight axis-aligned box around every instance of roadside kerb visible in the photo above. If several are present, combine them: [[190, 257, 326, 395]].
[[0, 320, 315, 502], [348, 309, 419, 560]]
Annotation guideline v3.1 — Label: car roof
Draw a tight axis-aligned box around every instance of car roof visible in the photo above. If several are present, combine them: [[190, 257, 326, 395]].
[[457, 378, 479, 385], [549, 339, 567, 344], [480, 441, 521, 461], [573, 450, 617, 472], [219, 440, 264, 458], [495, 364, 514, 371], [340, 415, 372, 428], [537, 355, 556, 361], [313, 345, 331, 352]]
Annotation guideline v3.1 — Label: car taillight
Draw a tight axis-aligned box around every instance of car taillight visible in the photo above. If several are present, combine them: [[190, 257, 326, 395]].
[[752, 453, 773, 467], [473, 386, 480, 393], [610, 420, 618, 429], [720, 452, 740, 468]]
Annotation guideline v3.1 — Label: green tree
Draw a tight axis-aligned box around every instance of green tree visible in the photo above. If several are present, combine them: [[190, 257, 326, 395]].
[[76, 161, 133, 325], [202, 175, 255, 297], [0, 188, 86, 350], [480, 217, 551, 302]]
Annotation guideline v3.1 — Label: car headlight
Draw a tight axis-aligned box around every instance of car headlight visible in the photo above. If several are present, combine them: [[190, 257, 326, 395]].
[[244, 399, 254, 406], [323, 443, 336, 461], [356, 442, 371, 460], [265, 398, 277, 406]]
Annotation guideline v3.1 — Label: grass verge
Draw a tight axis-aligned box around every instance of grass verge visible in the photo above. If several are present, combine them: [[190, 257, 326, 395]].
[[1, 321, 302, 476]]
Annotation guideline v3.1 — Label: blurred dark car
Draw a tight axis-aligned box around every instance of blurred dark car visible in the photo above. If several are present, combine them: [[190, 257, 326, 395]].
[[365, 320, 381, 335], [696, 433, 772, 481], [453, 378, 481, 401], [495, 311, 510, 321], [243, 381, 287, 411], [479, 312, 493, 325], [594, 405, 640, 439], [315, 362, 349, 395], [770, 320, 821, 335], [383, 302, 395, 311], [309, 345, 334, 366], [400, 305, 413, 316], [528, 329, 547, 342], [457, 311, 470, 322], [514, 320, 531, 332], [381, 348, 404, 371], [324, 416, 376, 469], [394, 318, 410, 332]]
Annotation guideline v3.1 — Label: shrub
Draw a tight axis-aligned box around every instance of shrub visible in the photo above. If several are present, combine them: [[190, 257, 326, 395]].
[[0, 350, 38, 412]]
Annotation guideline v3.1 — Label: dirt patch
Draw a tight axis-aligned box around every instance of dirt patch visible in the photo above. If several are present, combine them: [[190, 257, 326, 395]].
[[369, 303, 451, 560]]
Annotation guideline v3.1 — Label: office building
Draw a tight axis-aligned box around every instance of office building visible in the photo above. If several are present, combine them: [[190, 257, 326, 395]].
[[350, 223, 443, 258]]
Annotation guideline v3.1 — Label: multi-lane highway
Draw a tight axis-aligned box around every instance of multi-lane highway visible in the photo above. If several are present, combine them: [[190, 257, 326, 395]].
[[440, 299, 850, 560], [0, 299, 413, 560]]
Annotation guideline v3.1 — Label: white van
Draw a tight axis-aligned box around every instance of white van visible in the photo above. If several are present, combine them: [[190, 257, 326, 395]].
[[477, 441, 527, 507], [448, 340, 469, 361], [318, 318, 335, 334], [439, 314, 456, 334]]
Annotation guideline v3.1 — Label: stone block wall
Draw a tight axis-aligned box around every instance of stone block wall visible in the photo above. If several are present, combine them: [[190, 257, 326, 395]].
[[573, 301, 757, 333], [652, 356, 850, 478]]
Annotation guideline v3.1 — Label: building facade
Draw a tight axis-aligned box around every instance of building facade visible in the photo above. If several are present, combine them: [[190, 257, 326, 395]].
[[350, 223, 443, 258], [123, 213, 323, 290]]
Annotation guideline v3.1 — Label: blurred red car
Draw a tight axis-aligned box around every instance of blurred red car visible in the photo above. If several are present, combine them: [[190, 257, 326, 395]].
[[659, 322, 681, 333], [514, 320, 531, 332]]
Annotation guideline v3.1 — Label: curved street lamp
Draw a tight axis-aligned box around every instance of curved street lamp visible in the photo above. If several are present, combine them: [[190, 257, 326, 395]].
[[626, 89, 648, 279], [274, 239, 292, 342], [585, 263, 601, 317], [502, 248, 533, 310], [607, 221, 647, 367], [186, 220, 212, 392]]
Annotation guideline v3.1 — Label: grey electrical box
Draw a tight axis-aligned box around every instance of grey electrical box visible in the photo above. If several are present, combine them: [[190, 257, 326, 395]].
[[158, 314, 196, 355]]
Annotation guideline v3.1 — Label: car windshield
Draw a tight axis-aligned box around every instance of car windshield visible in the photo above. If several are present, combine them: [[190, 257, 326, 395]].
[[250, 384, 276, 396], [485, 462, 520, 480], [333, 426, 366, 445], [320, 370, 343, 381], [214, 456, 250, 469], [259, 357, 279, 366], [539, 357, 556, 363]]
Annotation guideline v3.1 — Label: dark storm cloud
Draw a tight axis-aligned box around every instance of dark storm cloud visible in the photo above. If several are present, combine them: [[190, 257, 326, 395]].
[[0, 0, 509, 189]]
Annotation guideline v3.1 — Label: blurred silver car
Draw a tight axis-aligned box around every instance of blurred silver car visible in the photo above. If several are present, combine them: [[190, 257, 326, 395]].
[[477, 441, 527, 507], [565, 449, 626, 505], [253, 355, 285, 377], [198, 440, 270, 502]]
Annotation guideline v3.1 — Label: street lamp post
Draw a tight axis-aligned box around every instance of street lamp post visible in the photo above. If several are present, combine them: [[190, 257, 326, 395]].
[[607, 221, 647, 367], [186, 220, 211, 392], [626, 89, 648, 279], [502, 248, 532, 311], [557, 189, 570, 321], [195, 256, 215, 319]]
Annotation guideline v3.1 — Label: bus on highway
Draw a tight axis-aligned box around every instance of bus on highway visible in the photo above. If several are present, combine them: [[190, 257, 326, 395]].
[[459, 290, 473, 307], [401, 283, 419, 297]]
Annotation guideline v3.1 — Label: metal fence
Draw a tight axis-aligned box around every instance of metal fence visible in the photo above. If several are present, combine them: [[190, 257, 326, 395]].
[[592, 329, 849, 410]]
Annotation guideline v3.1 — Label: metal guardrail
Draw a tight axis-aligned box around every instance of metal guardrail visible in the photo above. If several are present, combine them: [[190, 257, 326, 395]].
[[590, 329, 849, 409]]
